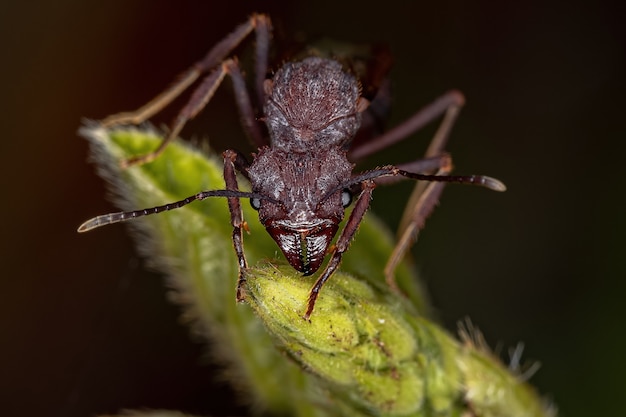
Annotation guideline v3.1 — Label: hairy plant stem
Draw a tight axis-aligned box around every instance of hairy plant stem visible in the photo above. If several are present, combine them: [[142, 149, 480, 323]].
[[81, 126, 554, 417]]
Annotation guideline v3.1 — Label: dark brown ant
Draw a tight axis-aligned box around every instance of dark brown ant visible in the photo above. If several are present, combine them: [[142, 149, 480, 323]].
[[78, 14, 505, 319]]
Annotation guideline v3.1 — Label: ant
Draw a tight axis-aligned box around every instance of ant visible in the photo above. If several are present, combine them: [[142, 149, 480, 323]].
[[78, 14, 505, 319]]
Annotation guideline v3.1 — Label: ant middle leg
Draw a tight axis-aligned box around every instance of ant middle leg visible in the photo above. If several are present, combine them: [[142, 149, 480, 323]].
[[348, 162, 504, 293], [384, 166, 451, 292], [349, 90, 466, 291], [388, 94, 465, 291]]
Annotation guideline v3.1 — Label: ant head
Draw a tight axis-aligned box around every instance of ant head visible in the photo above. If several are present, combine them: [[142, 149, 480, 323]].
[[247, 145, 354, 275], [264, 57, 363, 152]]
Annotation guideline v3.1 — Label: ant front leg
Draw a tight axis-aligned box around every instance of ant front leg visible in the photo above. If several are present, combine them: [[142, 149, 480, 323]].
[[101, 14, 272, 167], [222, 149, 252, 302], [305, 180, 376, 320]]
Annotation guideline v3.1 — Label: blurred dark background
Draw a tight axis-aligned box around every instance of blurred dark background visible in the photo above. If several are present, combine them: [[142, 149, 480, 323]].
[[1, 1, 624, 416]]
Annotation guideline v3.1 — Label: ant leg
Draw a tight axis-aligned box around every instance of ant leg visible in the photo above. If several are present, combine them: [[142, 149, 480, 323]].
[[100, 14, 272, 166], [399, 92, 464, 227], [222, 149, 252, 302], [344, 165, 505, 292], [351, 90, 465, 292], [384, 167, 451, 292], [122, 58, 261, 167], [348, 90, 465, 161], [253, 14, 271, 109], [355, 89, 464, 226], [229, 58, 266, 149], [305, 180, 376, 320], [102, 14, 270, 128], [121, 60, 231, 167], [387, 95, 465, 290], [390, 130, 453, 291]]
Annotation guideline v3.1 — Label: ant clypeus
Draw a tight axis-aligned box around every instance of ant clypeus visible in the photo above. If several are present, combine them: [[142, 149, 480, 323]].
[[78, 14, 505, 319]]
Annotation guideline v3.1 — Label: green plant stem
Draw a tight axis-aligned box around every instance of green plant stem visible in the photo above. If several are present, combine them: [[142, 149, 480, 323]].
[[81, 126, 554, 417]]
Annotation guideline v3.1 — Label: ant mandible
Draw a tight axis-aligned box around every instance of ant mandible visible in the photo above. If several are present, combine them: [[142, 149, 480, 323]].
[[78, 14, 505, 319]]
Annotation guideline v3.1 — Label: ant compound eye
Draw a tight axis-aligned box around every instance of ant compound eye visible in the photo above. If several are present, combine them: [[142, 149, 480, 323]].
[[250, 197, 261, 210], [341, 189, 352, 208]]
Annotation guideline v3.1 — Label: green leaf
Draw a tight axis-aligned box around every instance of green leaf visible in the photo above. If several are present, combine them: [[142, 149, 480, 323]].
[[80, 125, 555, 417]]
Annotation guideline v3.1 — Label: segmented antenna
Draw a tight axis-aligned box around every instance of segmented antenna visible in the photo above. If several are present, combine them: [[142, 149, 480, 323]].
[[323, 168, 506, 203], [78, 189, 263, 232], [358, 167, 506, 191]]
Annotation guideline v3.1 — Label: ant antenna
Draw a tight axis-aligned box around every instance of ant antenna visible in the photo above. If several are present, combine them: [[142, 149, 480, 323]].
[[322, 167, 506, 203], [78, 189, 265, 232], [355, 167, 506, 191]]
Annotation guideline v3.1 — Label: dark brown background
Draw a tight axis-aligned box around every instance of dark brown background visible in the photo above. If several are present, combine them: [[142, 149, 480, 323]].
[[1, 1, 624, 416]]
